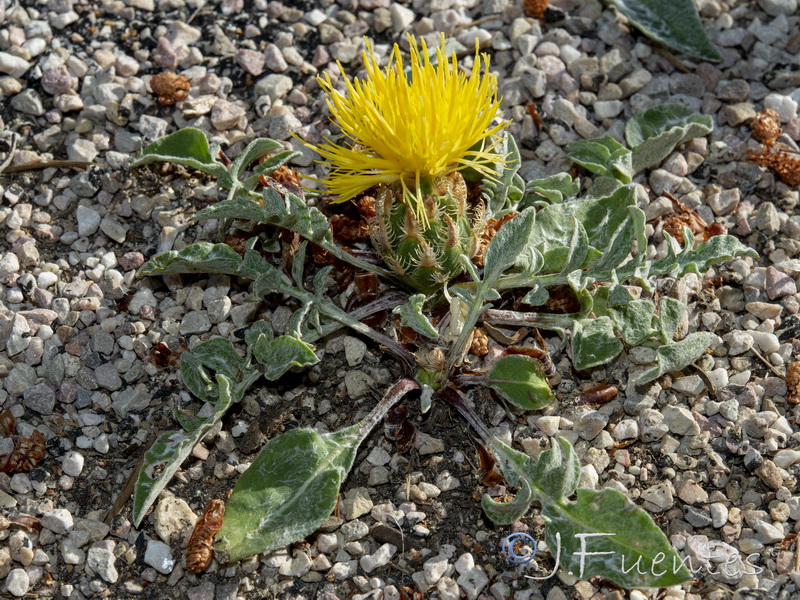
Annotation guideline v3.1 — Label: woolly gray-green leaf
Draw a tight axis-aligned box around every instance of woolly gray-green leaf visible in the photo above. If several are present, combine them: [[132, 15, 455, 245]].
[[131, 128, 231, 186], [625, 104, 713, 173], [633, 332, 717, 385], [140, 242, 245, 277], [486, 355, 554, 411], [566, 136, 633, 183], [216, 379, 419, 562], [571, 317, 623, 370], [542, 488, 691, 588], [607, 0, 721, 62], [393, 294, 439, 339]]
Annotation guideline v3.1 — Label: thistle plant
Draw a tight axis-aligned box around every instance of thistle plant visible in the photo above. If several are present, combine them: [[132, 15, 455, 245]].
[[307, 36, 506, 291], [129, 35, 757, 588]]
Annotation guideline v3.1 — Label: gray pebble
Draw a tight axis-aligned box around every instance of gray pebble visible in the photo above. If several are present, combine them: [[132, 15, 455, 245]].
[[23, 381, 56, 414]]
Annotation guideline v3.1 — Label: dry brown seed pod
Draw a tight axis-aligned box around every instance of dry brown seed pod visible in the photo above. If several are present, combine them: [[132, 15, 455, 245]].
[[469, 327, 489, 357], [786, 361, 800, 405], [150, 72, 191, 107], [523, 0, 550, 19], [186, 499, 225, 574], [750, 108, 782, 143]]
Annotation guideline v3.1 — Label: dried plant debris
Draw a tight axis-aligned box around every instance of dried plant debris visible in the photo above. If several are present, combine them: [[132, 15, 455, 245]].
[[186, 499, 226, 574], [748, 108, 800, 187], [786, 361, 800, 405], [150, 71, 191, 106]]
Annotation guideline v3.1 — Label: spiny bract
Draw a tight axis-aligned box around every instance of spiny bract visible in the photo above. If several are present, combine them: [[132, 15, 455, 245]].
[[369, 172, 484, 293]]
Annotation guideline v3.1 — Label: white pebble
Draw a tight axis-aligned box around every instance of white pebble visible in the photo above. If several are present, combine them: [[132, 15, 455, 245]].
[[144, 540, 174, 574], [37, 271, 58, 288], [5, 568, 30, 597], [62, 451, 84, 477]]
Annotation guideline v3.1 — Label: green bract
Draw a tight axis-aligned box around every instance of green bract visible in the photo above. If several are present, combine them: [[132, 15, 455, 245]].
[[130, 104, 756, 588]]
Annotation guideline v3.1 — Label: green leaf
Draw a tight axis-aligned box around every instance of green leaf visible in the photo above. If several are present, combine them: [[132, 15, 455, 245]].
[[486, 355, 554, 411], [650, 227, 758, 279], [216, 379, 419, 562], [520, 173, 581, 207], [633, 332, 716, 385], [140, 242, 245, 277], [130, 128, 231, 186], [393, 294, 439, 339], [531, 437, 581, 500], [252, 334, 319, 380], [482, 207, 536, 287], [134, 375, 242, 526], [566, 137, 633, 183], [230, 138, 283, 182], [610, 300, 657, 346], [180, 337, 254, 402], [480, 132, 523, 216], [657, 296, 684, 343], [571, 317, 623, 370], [625, 104, 713, 173], [542, 488, 691, 588], [242, 150, 302, 190], [608, 0, 721, 62]]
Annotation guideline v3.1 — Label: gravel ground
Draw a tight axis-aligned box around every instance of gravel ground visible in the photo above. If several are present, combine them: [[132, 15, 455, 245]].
[[2, 0, 800, 599]]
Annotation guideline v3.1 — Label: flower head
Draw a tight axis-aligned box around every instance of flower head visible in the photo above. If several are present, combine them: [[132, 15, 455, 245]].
[[308, 35, 508, 223]]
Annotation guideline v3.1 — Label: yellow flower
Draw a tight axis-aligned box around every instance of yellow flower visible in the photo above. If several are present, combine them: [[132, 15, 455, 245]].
[[307, 34, 508, 223]]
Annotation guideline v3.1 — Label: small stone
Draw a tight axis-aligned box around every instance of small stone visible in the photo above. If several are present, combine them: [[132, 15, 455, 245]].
[[264, 43, 288, 72], [773, 449, 800, 468], [344, 487, 373, 520], [41, 66, 73, 95], [144, 540, 175, 574], [67, 139, 98, 163], [87, 544, 119, 583], [62, 451, 84, 477], [710, 503, 729, 528], [755, 459, 783, 490], [100, 215, 128, 243], [678, 480, 709, 505], [41, 508, 74, 534], [155, 497, 197, 545], [389, 3, 415, 31], [457, 567, 489, 600], [613, 419, 638, 441], [211, 99, 246, 131], [766, 266, 796, 300], [720, 102, 756, 126], [662, 405, 700, 435], [5, 568, 29, 597], [256, 74, 293, 101], [23, 382, 56, 414], [360, 543, 397, 573], [641, 483, 674, 512], [345, 370, 375, 399], [753, 519, 785, 544], [672, 375, 705, 396], [0, 52, 31, 78], [10, 89, 43, 115], [187, 582, 215, 600], [236, 49, 265, 76], [180, 311, 211, 335], [424, 555, 449, 585], [118, 252, 145, 271]]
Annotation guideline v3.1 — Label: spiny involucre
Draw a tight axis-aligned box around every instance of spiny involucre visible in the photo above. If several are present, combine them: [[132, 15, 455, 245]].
[[369, 172, 485, 293]]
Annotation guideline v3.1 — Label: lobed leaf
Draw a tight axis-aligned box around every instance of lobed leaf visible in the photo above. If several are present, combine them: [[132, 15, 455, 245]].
[[483, 207, 537, 287], [140, 242, 246, 277], [651, 227, 758, 278], [565, 137, 633, 183], [607, 0, 721, 62], [633, 332, 716, 385], [393, 294, 439, 339], [625, 104, 713, 173], [520, 173, 581, 207]]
